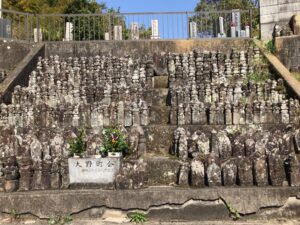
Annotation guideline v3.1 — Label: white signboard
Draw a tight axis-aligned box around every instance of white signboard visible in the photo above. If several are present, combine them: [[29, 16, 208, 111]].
[[151, 19, 159, 39], [69, 157, 121, 184], [189, 21, 197, 39]]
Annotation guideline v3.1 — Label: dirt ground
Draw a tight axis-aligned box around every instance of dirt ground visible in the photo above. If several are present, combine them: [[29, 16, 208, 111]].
[[1, 218, 300, 225]]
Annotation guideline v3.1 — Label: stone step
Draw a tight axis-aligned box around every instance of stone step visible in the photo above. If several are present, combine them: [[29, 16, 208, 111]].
[[150, 88, 170, 106], [150, 105, 170, 125]]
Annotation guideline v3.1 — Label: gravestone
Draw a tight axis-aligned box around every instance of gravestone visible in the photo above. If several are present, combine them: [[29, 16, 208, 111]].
[[104, 32, 110, 40], [292, 15, 300, 35], [34, 28, 42, 42], [68, 157, 121, 184], [151, 19, 159, 39], [230, 26, 236, 38], [64, 22, 73, 41], [240, 30, 246, 37], [0, 18, 11, 38], [245, 26, 250, 37], [218, 17, 226, 38], [190, 21, 197, 39], [232, 10, 241, 36], [131, 22, 139, 40], [114, 26, 122, 41]]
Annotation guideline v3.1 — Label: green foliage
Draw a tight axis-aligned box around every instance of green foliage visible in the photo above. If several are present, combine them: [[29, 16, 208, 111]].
[[239, 96, 248, 105], [48, 216, 72, 225], [264, 40, 276, 54], [64, 0, 103, 14], [292, 72, 300, 82], [100, 127, 129, 154], [10, 209, 20, 220], [129, 212, 148, 224], [227, 203, 241, 220], [4, 0, 112, 41], [246, 53, 273, 84], [3, 0, 106, 14], [247, 71, 270, 83], [69, 129, 86, 157]]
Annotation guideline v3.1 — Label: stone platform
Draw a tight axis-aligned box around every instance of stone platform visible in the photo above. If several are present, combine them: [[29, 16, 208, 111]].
[[0, 187, 300, 220]]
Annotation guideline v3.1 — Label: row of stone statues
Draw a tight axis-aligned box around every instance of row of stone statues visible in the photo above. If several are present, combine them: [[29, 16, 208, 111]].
[[173, 127, 300, 187], [167, 48, 261, 86], [169, 79, 287, 106], [166, 48, 299, 126], [170, 99, 300, 125], [0, 99, 150, 129]]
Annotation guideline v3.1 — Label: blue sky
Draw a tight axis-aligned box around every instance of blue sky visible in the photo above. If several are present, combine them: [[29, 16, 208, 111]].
[[99, 0, 200, 13]]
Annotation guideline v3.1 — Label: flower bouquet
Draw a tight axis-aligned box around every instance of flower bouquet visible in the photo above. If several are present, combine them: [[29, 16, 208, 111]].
[[100, 128, 129, 157]]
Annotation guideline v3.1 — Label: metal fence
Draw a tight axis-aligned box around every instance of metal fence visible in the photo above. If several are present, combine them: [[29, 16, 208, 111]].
[[0, 9, 253, 42]]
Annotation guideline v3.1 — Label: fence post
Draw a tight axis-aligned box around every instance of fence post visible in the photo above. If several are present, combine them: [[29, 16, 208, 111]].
[[36, 14, 40, 42], [249, 9, 252, 38], [186, 12, 189, 40], [108, 13, 111, 40], [25, 13, 29, 42]]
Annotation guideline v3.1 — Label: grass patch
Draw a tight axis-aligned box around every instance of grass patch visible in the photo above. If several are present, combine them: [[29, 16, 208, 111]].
[[247, 71, 271, 83], [129, 212, 148, 223], [291, 72, 300, 82], [264, 40, 276, 54]]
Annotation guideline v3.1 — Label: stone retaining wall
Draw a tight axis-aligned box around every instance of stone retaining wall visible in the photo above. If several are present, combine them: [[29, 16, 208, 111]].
[[45, 39, 251, 59], [275, 35, 300, 71], [260, 0, 300, 40]]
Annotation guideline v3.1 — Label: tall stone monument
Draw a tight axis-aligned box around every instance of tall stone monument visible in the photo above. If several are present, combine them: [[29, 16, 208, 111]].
[[131, 22, 139, 40], [218, 17, 226, 38], [34, 28, 42, 42], [151, 19, 160, 39], [231, 10, 241, 37], [190, 21, 197, 39], [64, 22, 73, 41], [114, 25, 123, 41]]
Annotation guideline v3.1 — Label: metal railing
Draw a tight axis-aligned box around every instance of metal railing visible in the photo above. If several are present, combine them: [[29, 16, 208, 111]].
[[0, 9, 253, 42]]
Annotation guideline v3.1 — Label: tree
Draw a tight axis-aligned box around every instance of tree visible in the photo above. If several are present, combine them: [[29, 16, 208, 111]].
[[64, 0, 105, 14], [3, 0, 106, 14]]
